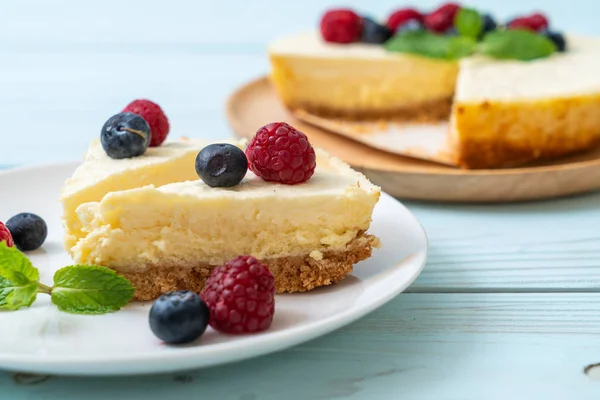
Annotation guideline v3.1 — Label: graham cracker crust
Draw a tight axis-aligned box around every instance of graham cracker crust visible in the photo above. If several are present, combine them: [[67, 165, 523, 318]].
[[287, 97, 452, 122], [121, 232, 379, 301]]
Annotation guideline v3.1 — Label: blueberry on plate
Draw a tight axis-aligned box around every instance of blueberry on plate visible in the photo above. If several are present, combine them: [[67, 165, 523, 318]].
[[149, 290, 210, 345], [195, 143, 248, 188], [5, 212, 47, 251], [100, 112, 151, 159], [360, 16, 393, 44], [543, 30, 567, 52]]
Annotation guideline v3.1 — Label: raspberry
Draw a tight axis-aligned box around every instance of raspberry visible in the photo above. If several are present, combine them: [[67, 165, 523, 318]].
[[424, 2, 461, 33], [386, 8, 423, 32], [320, 9, 362, 43], [200, 256, 275, 334], [0, 222, 14, 247], [528, 13, 549, 31], [507, 17, 536, 31], [508, 13, 549, 32], [245, 122, 316, 185], [122, 99, 170, 147]]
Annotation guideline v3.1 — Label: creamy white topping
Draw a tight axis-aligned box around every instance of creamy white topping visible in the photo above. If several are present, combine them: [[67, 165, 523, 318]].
[[61, 139, 209, 198], [456, 35, 600, 101], [157, 149, 378, 199], [268, 31, 402, 59]]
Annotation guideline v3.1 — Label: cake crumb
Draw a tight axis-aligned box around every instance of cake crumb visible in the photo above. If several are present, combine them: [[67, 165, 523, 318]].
[[309, 250, 324, 261]]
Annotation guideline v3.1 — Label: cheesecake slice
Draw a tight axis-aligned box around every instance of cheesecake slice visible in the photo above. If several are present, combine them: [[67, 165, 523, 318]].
[[70, 148, 381, 301], [60, 138, 208, 251]]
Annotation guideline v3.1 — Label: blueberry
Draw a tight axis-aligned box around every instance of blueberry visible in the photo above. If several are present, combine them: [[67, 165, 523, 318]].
[[195, 143, 248, 188], [360, 17, 393, 44], [6, 213, 47, 251], [100, 112, 151, 159], [395, 19, 424, 34], [543, 30, 567, 52], [481, 14, 498, 35], [149, 290, 210, 344]]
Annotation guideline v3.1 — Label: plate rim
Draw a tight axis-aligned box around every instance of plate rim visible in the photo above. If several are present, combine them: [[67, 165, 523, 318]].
[[226, 76, 600, 177], [0, 163, 428, 376]]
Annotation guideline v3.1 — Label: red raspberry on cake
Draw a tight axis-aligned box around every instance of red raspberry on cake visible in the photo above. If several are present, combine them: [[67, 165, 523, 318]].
[[320, 9, 362, 44], [386, 8, 423, 32], [122, 99, 170, 147], [200, 256, 275, 334], [508, 13, 549, 32], [424, 2, 461, 33], [246, 122, 316, 185], [0, 222, 14, 247]]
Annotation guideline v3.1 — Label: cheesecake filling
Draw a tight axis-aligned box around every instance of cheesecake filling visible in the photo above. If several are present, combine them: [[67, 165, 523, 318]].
[[60, 139, 210, 250], [70, 149, 381, 271]]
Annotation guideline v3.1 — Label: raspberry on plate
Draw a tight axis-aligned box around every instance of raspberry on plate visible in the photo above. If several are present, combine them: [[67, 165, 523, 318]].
[[200, 256, 275, 334], [0, 222, 14, 247], [245, 122, 317, 185], [122, 99, 170, 147], [320, 9, 362, 44]]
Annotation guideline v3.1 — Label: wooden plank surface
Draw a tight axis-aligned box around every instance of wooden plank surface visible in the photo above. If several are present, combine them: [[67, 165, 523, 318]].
[[2, 293, 599, 400], [407, 191, 600, 291]]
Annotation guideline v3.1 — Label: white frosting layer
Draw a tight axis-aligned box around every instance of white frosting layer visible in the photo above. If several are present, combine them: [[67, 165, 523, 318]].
[[456, 35, 600, 101]]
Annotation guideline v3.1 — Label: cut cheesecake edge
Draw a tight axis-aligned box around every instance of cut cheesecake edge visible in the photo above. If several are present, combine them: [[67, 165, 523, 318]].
[[122, 232, 379, 301]]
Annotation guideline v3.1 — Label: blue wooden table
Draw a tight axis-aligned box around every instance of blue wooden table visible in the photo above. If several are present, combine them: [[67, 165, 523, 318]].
[[2, 0, 600, 398]]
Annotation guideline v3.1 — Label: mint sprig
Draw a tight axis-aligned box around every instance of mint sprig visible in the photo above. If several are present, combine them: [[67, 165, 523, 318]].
[[52, 266, 135, 314], [0, 242, 134, 314], [454, 8, 483, 39], [480, 29, 557, 61], [385, 30, 477, 60], [384, 11, 558, 62]]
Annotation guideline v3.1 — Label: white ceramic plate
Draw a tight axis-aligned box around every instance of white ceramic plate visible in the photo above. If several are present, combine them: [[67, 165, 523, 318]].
[[0, 163, 428, 376]]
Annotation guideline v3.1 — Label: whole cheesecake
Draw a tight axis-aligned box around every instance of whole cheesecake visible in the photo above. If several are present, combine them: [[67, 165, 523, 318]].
[[267, 5, 600, 169]]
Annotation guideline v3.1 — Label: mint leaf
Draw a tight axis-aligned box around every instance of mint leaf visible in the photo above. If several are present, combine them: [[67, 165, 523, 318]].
[[455, 8, 483, 39], [480, 30, 556, 61], [0, 241, 39, 286], [0, 242, 39, 310], [0, 276, 38, 310], [385, 30, 476, 60], [51, 265, 135, 314]]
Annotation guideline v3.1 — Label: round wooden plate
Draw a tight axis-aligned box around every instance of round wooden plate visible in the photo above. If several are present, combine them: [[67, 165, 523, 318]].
[[226, 76, 600, 202]]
